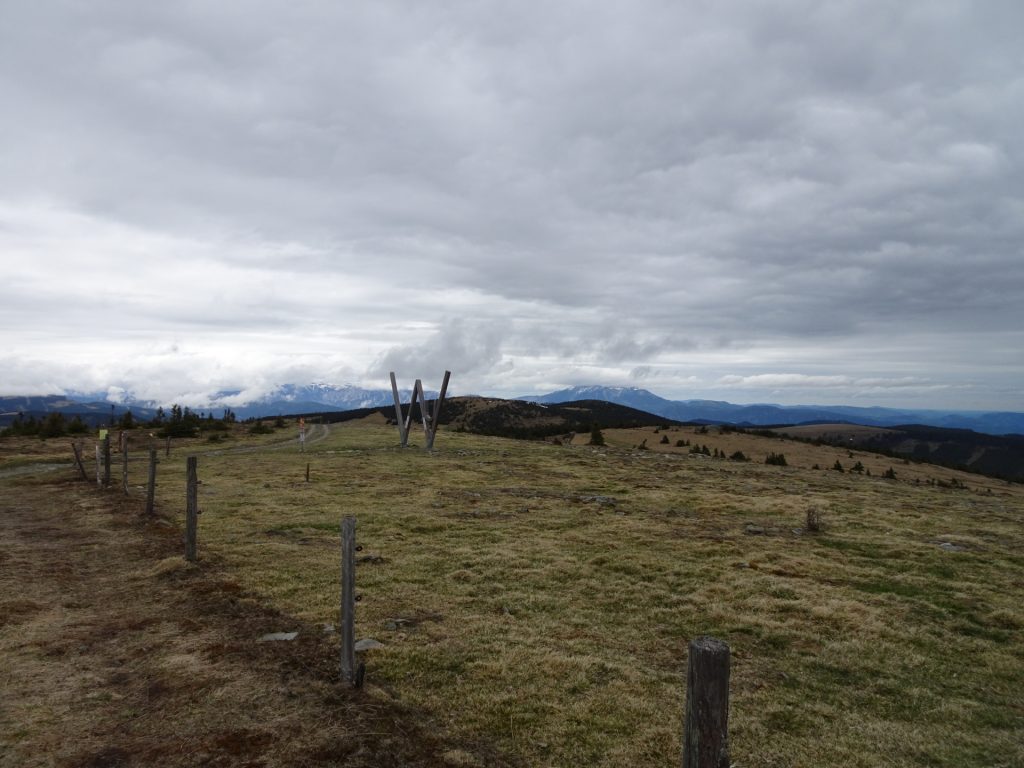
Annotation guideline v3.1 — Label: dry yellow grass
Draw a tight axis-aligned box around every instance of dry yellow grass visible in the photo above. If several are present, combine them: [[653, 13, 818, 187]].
[[135, 418, 1024, 767], [5, 419, 1022, 766]]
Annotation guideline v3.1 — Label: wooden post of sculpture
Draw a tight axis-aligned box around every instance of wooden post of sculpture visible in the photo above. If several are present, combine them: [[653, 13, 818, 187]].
[[390, 370, 452, 450], [412, 379, 426, 434], [390, 372, 409, 448], [424, 370, 451, 450]]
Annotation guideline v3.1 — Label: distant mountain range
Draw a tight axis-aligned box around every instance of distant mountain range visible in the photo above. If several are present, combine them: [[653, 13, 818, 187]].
[[202, 384, 438, 421], [517, 386, 1024, 436], [0, 384, 438, 426], [2, 383, 1022, 436], [0, 395, 156, 426]]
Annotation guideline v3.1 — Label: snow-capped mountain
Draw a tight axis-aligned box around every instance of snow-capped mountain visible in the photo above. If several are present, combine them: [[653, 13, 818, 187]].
[[270, 383, 436, 410]]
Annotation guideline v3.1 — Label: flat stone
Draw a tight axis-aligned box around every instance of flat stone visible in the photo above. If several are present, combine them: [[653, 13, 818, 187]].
[[579, 495, 617, 506], [258, 631, 298, 642], [744, 524, 765, 535], [937, 541, 967, 552], [354, 638, 384, 652]]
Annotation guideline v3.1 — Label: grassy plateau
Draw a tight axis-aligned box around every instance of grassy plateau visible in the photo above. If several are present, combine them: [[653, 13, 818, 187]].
[[4, 417, 1023, 767]]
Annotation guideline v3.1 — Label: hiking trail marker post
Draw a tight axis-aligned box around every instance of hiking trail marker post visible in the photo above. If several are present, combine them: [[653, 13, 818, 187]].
[[389, 370, 451, 450]]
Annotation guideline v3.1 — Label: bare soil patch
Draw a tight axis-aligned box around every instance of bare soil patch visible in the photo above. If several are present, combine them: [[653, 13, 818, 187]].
[[0, 473, 514, 768]]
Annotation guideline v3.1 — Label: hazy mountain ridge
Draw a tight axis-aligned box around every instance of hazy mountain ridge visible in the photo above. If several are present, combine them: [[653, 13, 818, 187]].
[[0, 383, 440, 425], [3, 383, 1022, 435], [0, 395, 156, 425], [518, 386, 1024, 436]]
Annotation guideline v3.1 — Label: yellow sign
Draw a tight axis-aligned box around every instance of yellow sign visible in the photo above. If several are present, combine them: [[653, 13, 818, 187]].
[[99, 429, 108, 440]]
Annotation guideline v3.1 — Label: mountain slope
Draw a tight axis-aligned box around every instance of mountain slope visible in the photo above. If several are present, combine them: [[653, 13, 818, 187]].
[[439, 397, 675, 439], [519, 386, 1024, 435]]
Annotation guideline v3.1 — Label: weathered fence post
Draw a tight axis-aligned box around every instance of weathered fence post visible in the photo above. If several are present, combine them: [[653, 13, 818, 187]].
[[340, 516, 363, 687], [682, 636, 731, 768], [71, 441, 88, 480], [145, 448, 157, 515], [102, 435, 111, 488], [305, 462, 310, 483], [95, 444, 102, 488], [121, 434, 130, 495], [165, 435, 171, 457], [185, 456, 198, 562]]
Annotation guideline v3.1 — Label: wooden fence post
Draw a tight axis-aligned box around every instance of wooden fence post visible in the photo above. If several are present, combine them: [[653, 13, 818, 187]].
[[71, 441, 88, 480], [305, 463, 310, 483], [145, 448, 157, 515], [166, 435, 171, 457], [185, 456, 198, 562], [102, 435, 111, 488], [682, 636, 731, 768], [122, 434, 130, 495], [340, 516, 363, 687], [95, 444, 102, 488]]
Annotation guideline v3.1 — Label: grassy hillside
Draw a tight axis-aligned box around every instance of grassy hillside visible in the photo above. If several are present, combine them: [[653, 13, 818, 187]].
[[771, 423, 1024, 482], [5, 420, 1023, 766]]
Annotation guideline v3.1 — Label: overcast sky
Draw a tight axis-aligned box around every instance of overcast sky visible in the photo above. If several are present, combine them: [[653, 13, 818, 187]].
[[2, 1, 1022, 410]]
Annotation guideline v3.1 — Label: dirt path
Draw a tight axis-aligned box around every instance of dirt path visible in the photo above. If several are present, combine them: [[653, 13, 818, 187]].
[[203, 422, 331, 457], [0, 463, 69, 480], [0, 472, 513, 768]]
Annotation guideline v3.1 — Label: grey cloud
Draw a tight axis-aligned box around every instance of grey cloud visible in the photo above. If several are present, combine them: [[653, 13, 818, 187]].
[[369, 318, 505, 384], [1, 1, 1022, 409]]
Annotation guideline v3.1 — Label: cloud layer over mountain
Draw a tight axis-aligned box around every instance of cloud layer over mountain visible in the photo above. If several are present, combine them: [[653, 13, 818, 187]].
[[2, 1, 1022, 408]]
